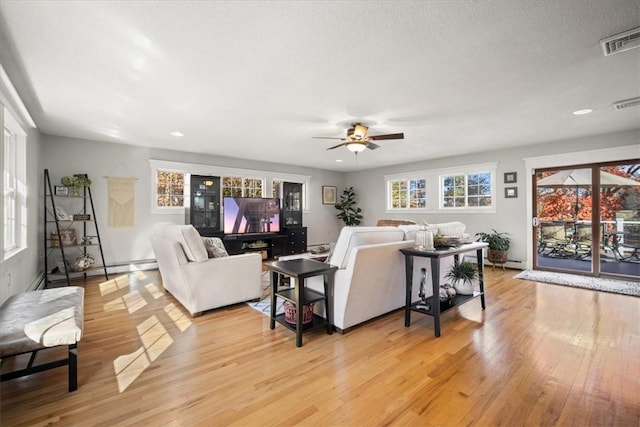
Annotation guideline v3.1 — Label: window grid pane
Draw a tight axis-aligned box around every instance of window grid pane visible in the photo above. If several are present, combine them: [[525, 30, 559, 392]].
[[156, 171, 185, 207], [442, 172, 493, 209], [4, 128, 16, 250]]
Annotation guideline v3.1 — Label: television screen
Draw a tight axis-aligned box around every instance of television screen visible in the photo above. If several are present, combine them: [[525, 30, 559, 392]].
[[223, 197, 281, 234]]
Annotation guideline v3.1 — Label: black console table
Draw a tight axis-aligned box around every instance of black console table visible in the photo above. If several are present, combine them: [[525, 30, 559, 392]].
[[400, 242, 488, 337], [265, 258, 337, 347]]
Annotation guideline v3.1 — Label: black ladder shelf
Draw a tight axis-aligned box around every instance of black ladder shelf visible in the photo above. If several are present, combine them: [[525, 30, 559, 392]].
[[44, 169, 108, 286]]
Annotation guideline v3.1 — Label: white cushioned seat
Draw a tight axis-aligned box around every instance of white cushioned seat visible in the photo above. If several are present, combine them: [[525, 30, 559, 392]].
[[329, 226, 405, 269]]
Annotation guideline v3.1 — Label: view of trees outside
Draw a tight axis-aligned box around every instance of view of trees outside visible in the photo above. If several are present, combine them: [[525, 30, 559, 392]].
[[156, 171, 185, 207], [536, 164, 640, 223]]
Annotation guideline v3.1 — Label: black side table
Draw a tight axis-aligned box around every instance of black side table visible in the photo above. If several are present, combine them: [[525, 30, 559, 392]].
[[265, 258, 337, 347], [400, 242, 488, 337]]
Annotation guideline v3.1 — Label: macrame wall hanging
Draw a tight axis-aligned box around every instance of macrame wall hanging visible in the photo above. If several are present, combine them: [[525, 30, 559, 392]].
[[104, 163, 137, 228]]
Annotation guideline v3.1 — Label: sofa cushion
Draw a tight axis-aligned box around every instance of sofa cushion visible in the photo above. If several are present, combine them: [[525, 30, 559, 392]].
[[163, 225, 208, 262], [399, 224, 438, 240], [329, 226, 405, 269], [202, 237, 229, 258]]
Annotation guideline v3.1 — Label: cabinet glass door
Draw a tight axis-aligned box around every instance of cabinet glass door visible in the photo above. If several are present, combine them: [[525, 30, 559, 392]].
[[190, 175, 221, 233], [282, 182, 303, 227]]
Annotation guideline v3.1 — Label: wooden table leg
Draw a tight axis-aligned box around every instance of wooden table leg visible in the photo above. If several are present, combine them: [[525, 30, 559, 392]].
[[295, 278, 302, 348], [269, 272, 277, 329], [431, 257, 441, 337], [404, 255, 414, 327]]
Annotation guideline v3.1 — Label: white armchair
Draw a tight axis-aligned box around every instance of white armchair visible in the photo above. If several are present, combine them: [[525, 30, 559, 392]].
[[150, 225, 262, 317]]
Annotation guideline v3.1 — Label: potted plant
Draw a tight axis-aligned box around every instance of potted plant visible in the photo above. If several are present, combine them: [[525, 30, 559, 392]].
[[475, 229, 511, 269], [61, 174, 92, 196], [445, 261, 478, 295], [334, 186, 363, 226]]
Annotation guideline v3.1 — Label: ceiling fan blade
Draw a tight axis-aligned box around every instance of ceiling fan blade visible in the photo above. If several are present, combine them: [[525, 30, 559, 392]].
[[369, 132, 404, 141], [313, 136, 345, 140], [327, 142, 347, 150], [366, 142, 381, 150]]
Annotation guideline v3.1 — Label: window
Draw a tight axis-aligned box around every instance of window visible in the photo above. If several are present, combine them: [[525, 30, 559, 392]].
[[222, 176, 264, 197], [149, 159, 310, 214], [441, 171, 493, 209], [388, 178, 426, 210], [156, 171, 185, 207], [272, 179, 282, 199], [243, 177, 263, 197], [3, 108, 27, 258]]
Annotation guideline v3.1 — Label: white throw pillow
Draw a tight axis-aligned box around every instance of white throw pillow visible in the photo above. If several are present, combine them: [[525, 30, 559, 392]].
[[202, 237, 229, 258]]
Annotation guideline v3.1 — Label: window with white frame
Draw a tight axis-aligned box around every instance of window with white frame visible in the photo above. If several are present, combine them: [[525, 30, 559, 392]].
[[155, 170, 185, 207], [149, 159, 310, 214], [388, 178, 426, 209], [3, 108, 27, 258], [441, 171, 493, 209]]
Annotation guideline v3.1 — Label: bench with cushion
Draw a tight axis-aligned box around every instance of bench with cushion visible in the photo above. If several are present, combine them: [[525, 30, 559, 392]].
[[0, 286, 84, 392]]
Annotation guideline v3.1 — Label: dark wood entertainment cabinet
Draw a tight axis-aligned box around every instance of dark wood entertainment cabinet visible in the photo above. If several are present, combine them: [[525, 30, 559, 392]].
[[223, 233, 287, 258]]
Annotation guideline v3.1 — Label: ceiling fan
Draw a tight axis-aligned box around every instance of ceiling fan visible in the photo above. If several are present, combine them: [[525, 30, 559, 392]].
[[313, 123, 404, 154]]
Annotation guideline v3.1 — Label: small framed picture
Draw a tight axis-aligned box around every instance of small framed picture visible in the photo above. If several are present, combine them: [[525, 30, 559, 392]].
[[54, 185, 69, 196], [505, 187, 518, 198], [322, 186, 337, 205], [504, 172, 517, 184]]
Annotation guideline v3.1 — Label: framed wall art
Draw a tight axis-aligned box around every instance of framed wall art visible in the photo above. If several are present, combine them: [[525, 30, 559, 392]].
[[322, 186, 337, 205], [505, 187, 518, 198], [504, 172, 517, 184]]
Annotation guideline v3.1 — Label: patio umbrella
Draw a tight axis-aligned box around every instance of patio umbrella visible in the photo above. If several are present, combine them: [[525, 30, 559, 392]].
[[537, 169, 640, 218]]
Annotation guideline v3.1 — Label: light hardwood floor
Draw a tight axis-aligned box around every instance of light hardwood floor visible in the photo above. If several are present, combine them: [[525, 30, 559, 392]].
[[1, 269, 639, 426]]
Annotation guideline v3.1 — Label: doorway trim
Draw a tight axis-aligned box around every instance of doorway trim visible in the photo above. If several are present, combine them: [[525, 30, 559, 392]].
[[523, 144, 639, 271]]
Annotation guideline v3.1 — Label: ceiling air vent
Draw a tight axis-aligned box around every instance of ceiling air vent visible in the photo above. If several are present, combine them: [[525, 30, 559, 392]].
[[612, 97, 640, 110], [601, 27, 640, 56]]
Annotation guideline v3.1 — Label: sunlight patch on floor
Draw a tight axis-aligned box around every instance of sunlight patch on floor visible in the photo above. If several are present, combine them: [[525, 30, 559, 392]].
[[99, 275, 131, 296], [164, 303, 192, 332], [145, 282, 164, 299], [122, 290, 147, 313], [114, 315, 173, 393]]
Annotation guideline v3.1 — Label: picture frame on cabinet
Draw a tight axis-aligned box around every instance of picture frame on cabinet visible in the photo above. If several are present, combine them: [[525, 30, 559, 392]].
[[322, 186, 337, 205]]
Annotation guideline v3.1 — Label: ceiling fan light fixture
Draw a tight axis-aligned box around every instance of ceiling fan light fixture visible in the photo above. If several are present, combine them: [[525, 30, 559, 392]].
[[346, 142, 367, 153], [353, 124, 368, 140]]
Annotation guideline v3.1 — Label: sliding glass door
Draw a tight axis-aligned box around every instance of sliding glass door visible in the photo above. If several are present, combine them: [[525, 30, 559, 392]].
[[533, 160, 640, 280]]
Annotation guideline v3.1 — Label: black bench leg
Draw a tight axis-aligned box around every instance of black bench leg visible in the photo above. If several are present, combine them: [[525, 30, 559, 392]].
[[69, 344, 78, 392]]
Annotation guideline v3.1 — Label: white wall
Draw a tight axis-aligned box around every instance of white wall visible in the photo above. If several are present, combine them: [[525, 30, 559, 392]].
[[345, 129, 639, 268], [40, 135, 346, 265]]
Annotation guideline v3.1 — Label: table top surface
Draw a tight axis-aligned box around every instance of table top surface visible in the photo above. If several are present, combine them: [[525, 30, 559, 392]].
[[265, 258, 338, 277], [400, 241, 488, 258]]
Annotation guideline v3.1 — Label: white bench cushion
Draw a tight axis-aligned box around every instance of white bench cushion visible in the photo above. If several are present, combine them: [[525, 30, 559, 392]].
[[0, 287, 84, 356]]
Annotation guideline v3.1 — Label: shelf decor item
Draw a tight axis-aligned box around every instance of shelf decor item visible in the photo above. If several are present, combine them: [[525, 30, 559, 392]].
[[445, 261, 478, 295], [415, 222, 435, 251], [61, 174, 92, 197], [54, 185, 69, 196]]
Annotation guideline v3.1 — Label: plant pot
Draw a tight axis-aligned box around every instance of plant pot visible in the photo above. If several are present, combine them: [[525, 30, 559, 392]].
[[488, 249, 508, 265], [452, 280, 474, 295]]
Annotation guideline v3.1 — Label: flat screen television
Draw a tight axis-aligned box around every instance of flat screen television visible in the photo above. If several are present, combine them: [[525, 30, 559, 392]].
[[223, 197, 281, 235]]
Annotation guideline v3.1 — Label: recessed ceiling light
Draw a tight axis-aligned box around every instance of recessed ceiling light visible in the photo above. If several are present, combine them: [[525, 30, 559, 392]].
[[335, 159, 343, 162], [572, 109, 593, 115], [170, 131, 184, 137]]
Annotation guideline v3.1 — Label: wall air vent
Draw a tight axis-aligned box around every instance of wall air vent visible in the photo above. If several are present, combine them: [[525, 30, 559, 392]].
[[601, 27, 640, 56], [612, 97, 640, 110]]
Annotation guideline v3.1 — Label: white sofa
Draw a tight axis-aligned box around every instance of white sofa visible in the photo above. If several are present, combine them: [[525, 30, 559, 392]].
[[306, 222, 467, 332], [150, 225, 262, 317]]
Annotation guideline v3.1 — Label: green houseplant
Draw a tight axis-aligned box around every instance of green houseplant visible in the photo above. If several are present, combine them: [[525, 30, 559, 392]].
[[334, 186, 363, 226], [445, 261, 478, 295], [475, 229, 511, 269], [61, 174, 92, 196]]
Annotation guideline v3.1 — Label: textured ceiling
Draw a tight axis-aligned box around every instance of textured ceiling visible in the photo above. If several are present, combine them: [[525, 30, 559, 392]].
[[0, 0, 638, 171]]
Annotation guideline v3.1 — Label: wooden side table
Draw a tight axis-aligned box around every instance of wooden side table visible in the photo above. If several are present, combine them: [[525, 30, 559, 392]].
[[265, 258, 337, 347], [400, 242, 487, 337]]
